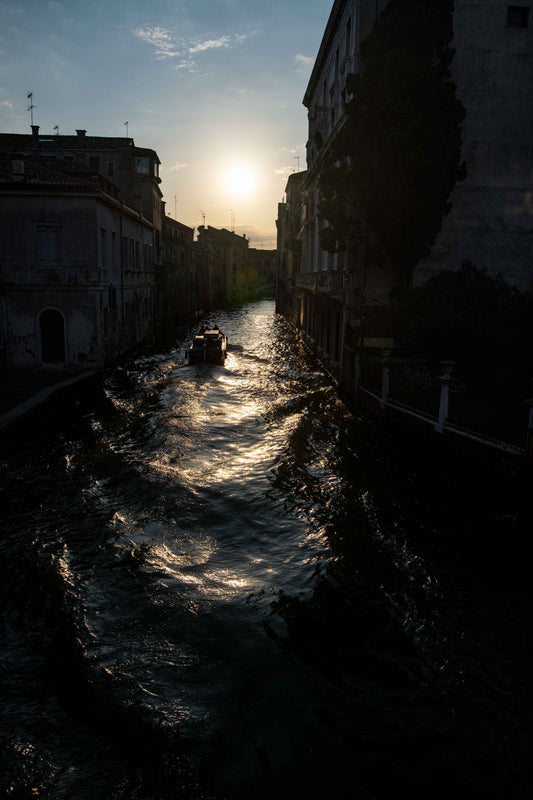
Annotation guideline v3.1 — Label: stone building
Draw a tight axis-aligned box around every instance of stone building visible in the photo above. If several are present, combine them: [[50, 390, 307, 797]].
[[288, 0, 533, 387], [416, 1, 533, 292], [0, 156, 154, 368], [196, 226, 249, 306], [0, 127, 170, 369], [159, 210, 213, 327], [276, 170, 307, 325], [246, 248, 276, 299]]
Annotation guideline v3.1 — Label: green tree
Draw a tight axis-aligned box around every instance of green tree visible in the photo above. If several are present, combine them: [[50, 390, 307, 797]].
[[318, 0, 465, 281]]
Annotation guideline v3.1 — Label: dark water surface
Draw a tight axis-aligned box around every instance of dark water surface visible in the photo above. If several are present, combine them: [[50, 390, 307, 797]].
[[1, 301, 531, 799]]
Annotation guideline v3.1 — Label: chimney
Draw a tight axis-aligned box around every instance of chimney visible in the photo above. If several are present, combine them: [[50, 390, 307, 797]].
[[11, 154, 25, 182], [31, 125, 39, 146], [76, 129, 86, 144]]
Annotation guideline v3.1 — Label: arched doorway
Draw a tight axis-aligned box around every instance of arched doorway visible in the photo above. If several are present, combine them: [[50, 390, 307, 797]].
[[39, 308, 66, 364]]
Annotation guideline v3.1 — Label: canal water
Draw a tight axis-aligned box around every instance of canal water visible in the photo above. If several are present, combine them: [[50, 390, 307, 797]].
[[1, 300, 531, 799]]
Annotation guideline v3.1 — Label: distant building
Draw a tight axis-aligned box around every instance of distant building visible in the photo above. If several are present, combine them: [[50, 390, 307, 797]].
[[0, 155, 154, 368], [159, 209, 212, 326], [276, 170, 307, 324], [246, 248, 276, 298], [196, 226, 249, 306]]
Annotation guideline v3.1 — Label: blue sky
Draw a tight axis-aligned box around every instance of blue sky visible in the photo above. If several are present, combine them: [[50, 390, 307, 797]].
[[0, 0, 333, 247]]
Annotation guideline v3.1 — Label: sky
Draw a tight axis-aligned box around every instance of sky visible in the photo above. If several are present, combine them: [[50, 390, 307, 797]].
[[0, 0, 334, 248]]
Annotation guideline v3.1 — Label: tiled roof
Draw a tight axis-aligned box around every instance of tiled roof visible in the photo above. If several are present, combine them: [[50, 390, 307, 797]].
[[0, 157, 96, 188], [0, 133, 133, 151]]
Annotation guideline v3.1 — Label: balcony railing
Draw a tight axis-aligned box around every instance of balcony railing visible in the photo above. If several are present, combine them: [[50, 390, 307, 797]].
[[295, 269, 344, 294]]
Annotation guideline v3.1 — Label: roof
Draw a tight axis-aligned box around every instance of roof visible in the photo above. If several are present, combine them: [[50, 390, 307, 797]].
[[0, 132, 134, 152], [197, 225, 249, 246], [0, 156, 96, 189]]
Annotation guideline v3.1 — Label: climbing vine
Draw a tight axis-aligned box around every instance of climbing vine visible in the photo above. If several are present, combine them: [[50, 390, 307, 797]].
[[318, 0, 465, 281]]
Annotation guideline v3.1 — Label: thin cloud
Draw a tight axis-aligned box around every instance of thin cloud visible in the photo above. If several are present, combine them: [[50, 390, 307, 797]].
[[0, 99, 13, 110], [170, 162, 188, 171], [189, 36, 230, 54], [134, 26, 184, 59], [135, 26, 254, 69], [295, 54, 314, 67]]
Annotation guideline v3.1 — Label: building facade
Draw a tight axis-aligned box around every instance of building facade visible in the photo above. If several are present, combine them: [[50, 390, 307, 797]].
[[159, 210, 213, 326], [0, 127, 168, 369], [196, 226, 249, 306], [0, 156, 154, 368], [246, 248, 276, 298], [276, 170, 307, 325], [287, 0, 533, 388]]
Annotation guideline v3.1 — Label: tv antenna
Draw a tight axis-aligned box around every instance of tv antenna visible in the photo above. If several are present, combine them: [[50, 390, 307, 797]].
[[294, 156, 300, 172], [200, 210, 206, 227], [174, 195, 179, 219], [27, 91, 35, 126], [124, 121, 129, 137], [230, 209, 235, 232], [54, 124, 59, 135]]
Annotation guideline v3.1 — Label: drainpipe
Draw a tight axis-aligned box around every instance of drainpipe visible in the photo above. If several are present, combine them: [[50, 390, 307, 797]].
[[120, 204, 125, 323]]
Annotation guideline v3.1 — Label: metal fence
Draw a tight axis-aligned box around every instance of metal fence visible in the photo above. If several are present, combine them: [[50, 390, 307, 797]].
[[357, 352, 529, 453]]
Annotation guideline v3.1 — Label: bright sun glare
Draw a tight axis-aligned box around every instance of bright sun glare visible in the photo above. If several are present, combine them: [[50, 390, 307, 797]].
[[222, 165, 258, 199]]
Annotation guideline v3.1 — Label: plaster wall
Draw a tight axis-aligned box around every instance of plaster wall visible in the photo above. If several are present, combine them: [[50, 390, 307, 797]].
[[416, 0, 533, 291]]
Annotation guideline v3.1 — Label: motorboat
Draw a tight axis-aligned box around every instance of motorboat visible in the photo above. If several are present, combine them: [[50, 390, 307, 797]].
[[187, 325, 228, 365]]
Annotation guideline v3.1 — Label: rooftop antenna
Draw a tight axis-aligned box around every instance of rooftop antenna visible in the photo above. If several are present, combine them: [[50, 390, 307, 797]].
[[124, 121, 129, 137], [201, 210, 206, 227], [230, 209, 235, 232], [54, 124, 59, 135], [294, 156, 300, 172], [27, 91, 35, 126], [174, 195, 178, 220]]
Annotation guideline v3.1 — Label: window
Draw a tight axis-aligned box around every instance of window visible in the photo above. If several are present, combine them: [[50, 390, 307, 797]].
[[507, 5, 529, 27], [107, 161, 115, 176], [89, 156, 100, 170], [111, 232, 117, 266], [134, 156, 150, 174], [101, 227, 106, 268], [37, 224, 59, 266], [108, 285, 117, 309]]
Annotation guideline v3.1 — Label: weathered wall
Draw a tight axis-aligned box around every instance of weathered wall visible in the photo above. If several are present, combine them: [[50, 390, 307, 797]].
[[415, 0, 533, 291]]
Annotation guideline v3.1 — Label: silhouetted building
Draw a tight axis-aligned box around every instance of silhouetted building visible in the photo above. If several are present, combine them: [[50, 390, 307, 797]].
[[196, 226, 249, 306], [160, 210, 213, 325], [276, 170, 306, 324], [290, 0, 533, 388], [246, 248, 276, 298]]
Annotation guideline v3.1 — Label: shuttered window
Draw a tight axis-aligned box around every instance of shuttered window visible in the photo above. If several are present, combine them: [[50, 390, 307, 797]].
[[507, 5, 530, 27], [37, 224, 59, 266]]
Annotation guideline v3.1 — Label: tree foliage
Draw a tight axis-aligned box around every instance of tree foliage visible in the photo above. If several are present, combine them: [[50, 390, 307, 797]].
[[394, 261, 533, 386], [318, 0, 466, 278]]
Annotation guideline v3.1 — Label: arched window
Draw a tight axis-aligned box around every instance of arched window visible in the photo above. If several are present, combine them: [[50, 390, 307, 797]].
[[39, 308, 66, 364]]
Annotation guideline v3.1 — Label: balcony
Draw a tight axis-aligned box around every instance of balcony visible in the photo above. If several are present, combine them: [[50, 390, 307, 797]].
[[296, 269, 344, 296]]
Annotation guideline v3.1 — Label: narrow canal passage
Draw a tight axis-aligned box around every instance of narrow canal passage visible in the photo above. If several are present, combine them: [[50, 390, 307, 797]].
[[1, 300, 531, 799]]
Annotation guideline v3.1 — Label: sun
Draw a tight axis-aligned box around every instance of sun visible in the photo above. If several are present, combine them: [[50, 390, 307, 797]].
[[222, 164, 258, 199]]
